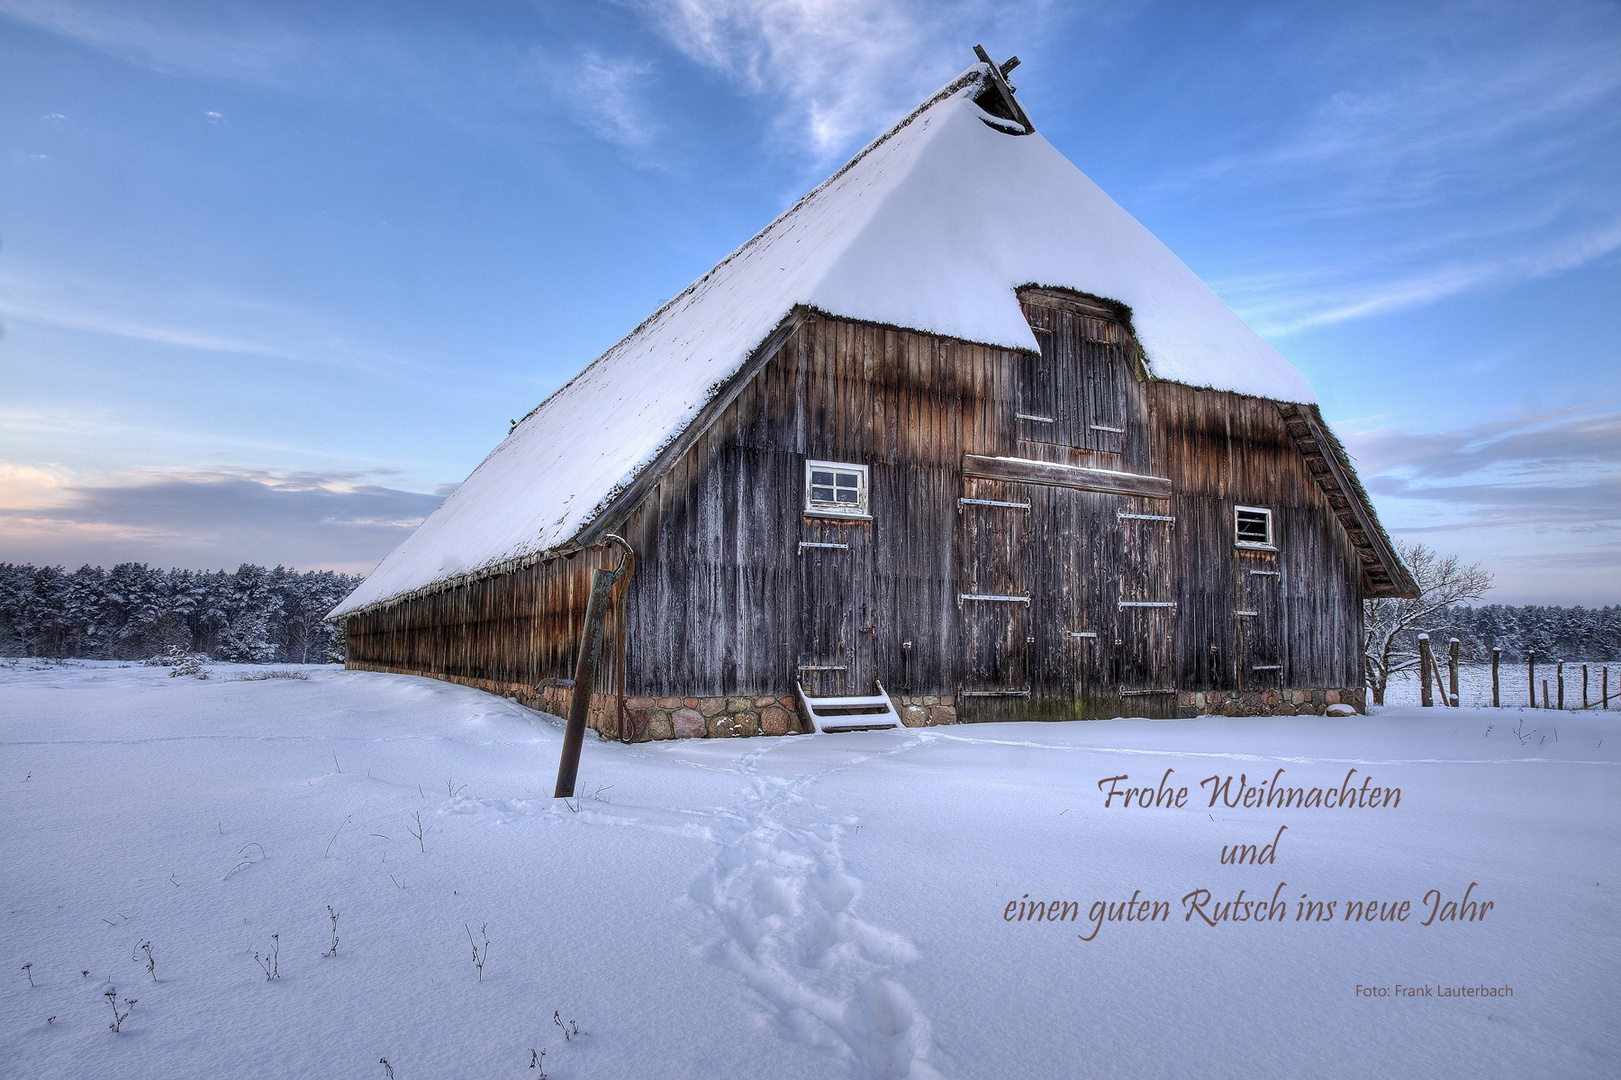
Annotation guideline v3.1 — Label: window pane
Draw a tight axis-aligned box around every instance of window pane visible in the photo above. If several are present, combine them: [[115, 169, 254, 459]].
[[807, 462, 867, 514], [1236, 510, 1270, 543]]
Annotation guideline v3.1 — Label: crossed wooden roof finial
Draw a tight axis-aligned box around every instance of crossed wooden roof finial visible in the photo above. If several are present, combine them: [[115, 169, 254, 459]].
[[973, 45, 1035, 134]]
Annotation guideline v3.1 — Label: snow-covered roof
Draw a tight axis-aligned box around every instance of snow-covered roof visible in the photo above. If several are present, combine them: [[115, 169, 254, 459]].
[[332, 64, 1315, 618]]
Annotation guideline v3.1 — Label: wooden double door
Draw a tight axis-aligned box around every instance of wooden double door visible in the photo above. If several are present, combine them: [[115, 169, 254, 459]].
[[957, 479, 1176, 721]]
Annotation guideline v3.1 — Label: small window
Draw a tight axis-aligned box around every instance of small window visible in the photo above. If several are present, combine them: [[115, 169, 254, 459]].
[[1235, 506, 1273, 548], [805, 461, 869, 518]]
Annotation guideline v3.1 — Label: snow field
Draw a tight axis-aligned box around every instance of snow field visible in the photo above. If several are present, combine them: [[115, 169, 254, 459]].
[[2, 662, 1618, 1079]]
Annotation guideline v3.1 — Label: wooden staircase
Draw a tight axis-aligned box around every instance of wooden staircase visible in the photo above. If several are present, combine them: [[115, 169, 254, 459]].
[[795, 680, 902, 733]]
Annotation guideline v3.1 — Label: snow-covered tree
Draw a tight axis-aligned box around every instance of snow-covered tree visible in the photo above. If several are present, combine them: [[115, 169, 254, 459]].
[[1363, 542, 1493, 705], [211, 565, 282, 662]]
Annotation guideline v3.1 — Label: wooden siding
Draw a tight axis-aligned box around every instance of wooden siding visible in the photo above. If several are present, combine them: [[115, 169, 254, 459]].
[[345, 546, 617, 690], [1149, 383, 1364, 697], [349, 291, 1367, 720], [613, 317, 991, 699]]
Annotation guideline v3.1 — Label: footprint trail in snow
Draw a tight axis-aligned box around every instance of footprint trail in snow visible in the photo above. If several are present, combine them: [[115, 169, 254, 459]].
[[690, 774, 942, 1080]]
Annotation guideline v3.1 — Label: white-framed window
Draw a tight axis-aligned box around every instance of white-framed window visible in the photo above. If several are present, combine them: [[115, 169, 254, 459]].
[[1235, 506, 1274, 548], [805, 460, 869, 518]]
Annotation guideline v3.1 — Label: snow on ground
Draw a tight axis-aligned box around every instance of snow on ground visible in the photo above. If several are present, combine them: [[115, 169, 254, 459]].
[[2, 661, 1617, 1079]]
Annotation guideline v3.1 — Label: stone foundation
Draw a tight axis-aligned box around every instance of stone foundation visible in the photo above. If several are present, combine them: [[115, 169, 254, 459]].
[[1176, 687, 1365, 718], [348, 662, 1359, 732], [892, 694, 959, 727], [608, 692, 802, 741]]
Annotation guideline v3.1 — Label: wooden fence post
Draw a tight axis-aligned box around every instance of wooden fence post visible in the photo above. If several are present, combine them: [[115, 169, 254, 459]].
[[1418, 635, 1434, 708], [1605, 667, 1611, 710], [1528, 650, 1536, 707], [1556, 661, 1565, 711], [1542, 680, 1550, 710], [1582, 664, 1589, 710], [555, 537, 635, 800], [1491, 648, 1500, 708], [1448, 639, 1460, 707]]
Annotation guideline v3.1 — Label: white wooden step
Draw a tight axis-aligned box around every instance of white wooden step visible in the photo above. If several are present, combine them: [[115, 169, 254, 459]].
[[795, 680, 902, 733]]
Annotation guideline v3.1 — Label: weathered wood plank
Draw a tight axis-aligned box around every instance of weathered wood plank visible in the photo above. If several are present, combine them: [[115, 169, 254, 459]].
[[962, 454, 1172, 498]]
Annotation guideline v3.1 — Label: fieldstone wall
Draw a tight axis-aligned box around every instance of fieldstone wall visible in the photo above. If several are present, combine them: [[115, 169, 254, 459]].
[[1177, 687, 1365, 718], [539, 688, 964, 739], [893, 694, 959, 727], [352, 662, 1362, 731], [536, 686, 802, 741]]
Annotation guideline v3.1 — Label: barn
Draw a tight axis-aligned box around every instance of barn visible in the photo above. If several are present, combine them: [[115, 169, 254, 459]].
[[330, 55, 1416, 738]]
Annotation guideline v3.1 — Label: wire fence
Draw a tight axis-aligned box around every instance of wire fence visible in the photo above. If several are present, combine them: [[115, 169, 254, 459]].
[[1381, 657, 1617, 710]]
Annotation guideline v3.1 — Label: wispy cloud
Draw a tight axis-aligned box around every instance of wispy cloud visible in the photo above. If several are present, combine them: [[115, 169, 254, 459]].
[[0, 0, 315, 84], [0, 0, 656, 153], [1225, 216, 1621, 336], [1345, 407, 1621, 531], [0, 261, 424, 375], [0, 463, 444, 572], [1342, 406, 1621, 601], [0, 0, 1051, 165], [1169, 0, 1621, 332], [521, 46, 664, 148], [642, 0, 1045, 156]]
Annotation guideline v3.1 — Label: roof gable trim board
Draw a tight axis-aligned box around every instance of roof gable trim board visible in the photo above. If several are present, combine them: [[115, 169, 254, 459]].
[[577, 308, 811, 547], [1277, 403, 1417, 599]]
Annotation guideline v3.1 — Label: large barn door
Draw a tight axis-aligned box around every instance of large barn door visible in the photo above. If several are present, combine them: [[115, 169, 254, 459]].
[[1236, 550, 1282, 691], [797, 519, 875, 697], [957, 477, 1030, 721], [1115, 498, 1176, 715]]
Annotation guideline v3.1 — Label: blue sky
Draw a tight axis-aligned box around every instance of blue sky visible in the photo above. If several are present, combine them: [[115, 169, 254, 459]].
[[1, 0, 1617, 604]]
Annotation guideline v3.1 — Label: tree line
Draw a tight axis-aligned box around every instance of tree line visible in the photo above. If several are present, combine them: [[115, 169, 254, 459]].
[[1418, 602, 1621, 664], [0, 562, 362, 664]]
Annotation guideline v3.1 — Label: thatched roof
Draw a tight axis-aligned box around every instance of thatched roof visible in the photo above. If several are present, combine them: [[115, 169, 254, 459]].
[[334, 62, 1392, 618]]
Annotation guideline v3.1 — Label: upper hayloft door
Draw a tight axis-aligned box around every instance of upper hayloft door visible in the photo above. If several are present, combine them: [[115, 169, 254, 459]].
[[1017, 291, 1130, 455], [797, 461, 877, 697]]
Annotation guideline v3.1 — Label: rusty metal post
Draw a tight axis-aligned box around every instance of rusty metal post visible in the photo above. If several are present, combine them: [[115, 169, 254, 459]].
[[1417, 634, 1433, 708], [555, 536, 635, 799]]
